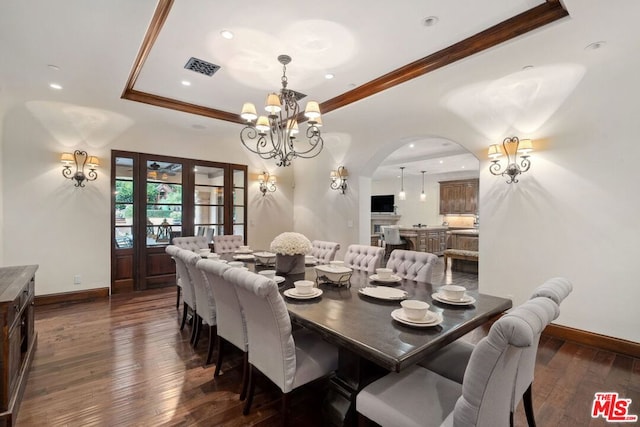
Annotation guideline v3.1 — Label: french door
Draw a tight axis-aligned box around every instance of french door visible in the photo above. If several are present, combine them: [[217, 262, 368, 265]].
[[111, 150, 247, 293]]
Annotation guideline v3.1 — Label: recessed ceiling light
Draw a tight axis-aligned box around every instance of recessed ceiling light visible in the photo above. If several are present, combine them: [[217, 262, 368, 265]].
[[181, 80, 191, 86], [461, 165, 466, 169], [423, 16, 439, 27], [439, 160, 444, 164], [409, 144, 415, 148], [585, 41, 606, 51], [325, 73, 335, 80], [220, 30, 234, 40], [49, 83, 62, 90]]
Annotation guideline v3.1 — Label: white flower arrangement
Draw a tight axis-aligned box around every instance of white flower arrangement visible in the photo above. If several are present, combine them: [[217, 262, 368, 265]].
[[270, 232, 312, 256]]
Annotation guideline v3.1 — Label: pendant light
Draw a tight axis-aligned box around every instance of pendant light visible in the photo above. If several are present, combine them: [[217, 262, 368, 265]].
[[398, 167, 406, 201], [420, 170, 426, 202]]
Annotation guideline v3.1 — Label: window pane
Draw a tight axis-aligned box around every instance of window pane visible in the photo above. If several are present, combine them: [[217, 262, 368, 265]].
[[233, 188, 245, 206], [147, 182, 182, 204], [195, 165, 225, 186], [233, 169, 245, 187], [194, 205, 224, 225], [233, 224, 245, 238], [115, 226, 133, 248], [115, 204, 133, 225], [195, 186, 223, 204], [115, 157, 133, 179], [233, 207, 245, 224]]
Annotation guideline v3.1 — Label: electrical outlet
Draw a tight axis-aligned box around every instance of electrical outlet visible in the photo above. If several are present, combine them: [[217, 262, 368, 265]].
[[74, 275, 81, 285]]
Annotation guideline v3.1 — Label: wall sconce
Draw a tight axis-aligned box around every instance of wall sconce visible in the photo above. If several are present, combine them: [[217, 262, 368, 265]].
[[330, 166, 348, 194], [488, 136, 533, 184], [258, 171, 276, 196], [61, 150, 99, 187], [398, 166, 406, 200]]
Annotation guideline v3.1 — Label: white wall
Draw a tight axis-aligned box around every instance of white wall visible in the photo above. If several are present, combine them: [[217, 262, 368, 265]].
[[1, 105, 293, 295]]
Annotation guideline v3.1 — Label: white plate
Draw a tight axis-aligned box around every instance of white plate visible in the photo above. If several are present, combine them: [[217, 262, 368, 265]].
[[391, 309, 443, 327], [369, 274, 402, 283], [210, 259, 228, 263], [432, 292, 476, 306], [358, 286, 407, 300], [305, 256, 318, 265], [275, 276, 285, 284], [283, 288, 323, 300], [233, 254, 255, 260], [234, 249, 253, 254]]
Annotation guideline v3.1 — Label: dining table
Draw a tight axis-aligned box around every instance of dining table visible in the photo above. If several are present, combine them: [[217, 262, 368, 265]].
[[221, 252, 512, 426]]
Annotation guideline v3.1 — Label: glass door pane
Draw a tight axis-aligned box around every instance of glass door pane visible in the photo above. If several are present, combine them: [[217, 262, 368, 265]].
[[194, 165, 225, 243], [114, 157, 134, 249], [232, 168, 246, 239], [146, 160, 183, 247]]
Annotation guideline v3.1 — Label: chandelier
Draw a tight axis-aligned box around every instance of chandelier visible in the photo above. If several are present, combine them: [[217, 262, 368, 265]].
[[240, 55, 324, 167], [488, 136, 533, 184]]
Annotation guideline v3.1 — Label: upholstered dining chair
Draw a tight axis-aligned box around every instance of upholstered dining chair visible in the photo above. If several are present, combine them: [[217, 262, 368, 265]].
[[176, 248, 217, 364], [343, 244, 385, 273], [196, 258, 249, 401], [385, 249, 439, 283], [213, 235, 244, 254], [172, 236, 211, 308], [530, 276, 573, 305], [419, 293, 566, 427], [310, 240, 340, 264], [381, 225, 407, 261], [356, 297, 560, 427], [224, 267, 338, 424], [165, 245, 197, 338]]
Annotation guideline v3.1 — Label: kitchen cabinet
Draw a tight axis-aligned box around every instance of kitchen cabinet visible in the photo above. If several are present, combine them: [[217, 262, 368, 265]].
[[399, 227, 448, 255], [439, 179, 478, 215], [0, 265, 37, 427]]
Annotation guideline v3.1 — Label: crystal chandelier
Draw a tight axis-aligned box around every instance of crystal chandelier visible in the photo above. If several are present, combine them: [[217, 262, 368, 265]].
[[239, 55, 324, 167]]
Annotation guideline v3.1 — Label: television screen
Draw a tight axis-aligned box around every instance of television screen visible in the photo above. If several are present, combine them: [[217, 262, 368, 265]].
[[371, 195, 394, 213]]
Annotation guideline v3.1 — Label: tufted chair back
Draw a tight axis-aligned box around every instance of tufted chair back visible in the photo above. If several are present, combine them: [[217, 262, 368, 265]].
[[213, 235, 244, 254], [385, 249, 438, 282], [197, 259, 247, 352], [166, 245, 195, 310], [178, 248, 216, 326], [224, 267, 297, 392], [530, 276, 573, 305], [343, 244, 385, 273], [382, 226, 404, 245], [454, 297, 559, 426], [310, 240, 341, 264], [172, 236, 209, 252]]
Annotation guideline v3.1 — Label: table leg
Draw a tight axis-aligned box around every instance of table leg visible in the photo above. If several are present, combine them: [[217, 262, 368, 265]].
[[322, 348, 387, 426]]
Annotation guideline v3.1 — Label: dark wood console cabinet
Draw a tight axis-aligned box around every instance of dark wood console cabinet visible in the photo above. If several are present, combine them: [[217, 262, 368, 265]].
[[0, 265, 37, 426]]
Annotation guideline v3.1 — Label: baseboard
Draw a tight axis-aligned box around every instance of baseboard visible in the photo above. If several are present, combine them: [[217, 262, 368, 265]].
[[35, 287, 110, 306], [544, 323, 640, 359]]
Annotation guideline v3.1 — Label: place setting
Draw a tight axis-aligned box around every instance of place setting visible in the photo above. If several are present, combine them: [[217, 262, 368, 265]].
[[253, 251, 276, 266], [233, 246, 255, 260], [369, 268, 402, 285], [304, 255, 318, 265], [283, 280, 323, 300], [391, 300, 443, 328], [258, 269, 285, 285], [431, 285, 476, 306]]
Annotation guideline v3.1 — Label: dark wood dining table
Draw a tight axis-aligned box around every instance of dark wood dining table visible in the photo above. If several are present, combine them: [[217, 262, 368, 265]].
[[228, 254, 512, 426]]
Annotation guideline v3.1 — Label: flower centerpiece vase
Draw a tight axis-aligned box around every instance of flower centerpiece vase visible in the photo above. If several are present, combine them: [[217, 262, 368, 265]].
[[270, 232, 312, 276]]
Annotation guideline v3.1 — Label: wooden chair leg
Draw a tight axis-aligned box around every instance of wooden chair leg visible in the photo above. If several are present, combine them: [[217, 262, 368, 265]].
[[176, 285, 181, 309], [281, 392, 290, 427], [239, 351, 249, 401], [243, 365, 256, 416], [214, 338, 225, 377], [523, 383, 536, 427], [180, 302, 188, 330], [191, 315, 201, 346], [358, 413, 373, 426], [205, 325, 216, 365]]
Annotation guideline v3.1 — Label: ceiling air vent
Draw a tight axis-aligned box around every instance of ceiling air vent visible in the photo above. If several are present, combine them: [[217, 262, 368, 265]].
[[184, 57, 220, 77]]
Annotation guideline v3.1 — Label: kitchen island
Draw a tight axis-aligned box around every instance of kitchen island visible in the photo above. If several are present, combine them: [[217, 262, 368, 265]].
[[398, 226, 448, 255]]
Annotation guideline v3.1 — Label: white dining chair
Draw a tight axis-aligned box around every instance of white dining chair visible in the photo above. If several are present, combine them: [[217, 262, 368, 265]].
[[385, 249, 439, 282], [419, 287, 568, 427], [171, 236, 211, 308], [196, 258, 249, 401], [213, 235, 244, 254], [176, 248, 217, 363], [343, 244, 385, 273], [166, 245, 197, 338], [310, 240, 340, 264], [224, 267, 338, 424], [357, 297, 559, 427]]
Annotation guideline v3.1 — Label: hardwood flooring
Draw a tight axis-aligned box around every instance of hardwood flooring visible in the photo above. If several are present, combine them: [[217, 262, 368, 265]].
[[16, 262, 639, 426]]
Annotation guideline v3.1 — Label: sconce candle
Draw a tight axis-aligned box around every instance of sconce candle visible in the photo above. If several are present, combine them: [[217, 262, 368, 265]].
[[330, 166, 348, 194], [488, 136, 533, 184], [61, 150, 99, 187], [258, 171, 277, 196]]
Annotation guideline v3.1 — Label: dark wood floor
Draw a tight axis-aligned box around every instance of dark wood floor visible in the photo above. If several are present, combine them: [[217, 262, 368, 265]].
[[16, 262, 639, 426]]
